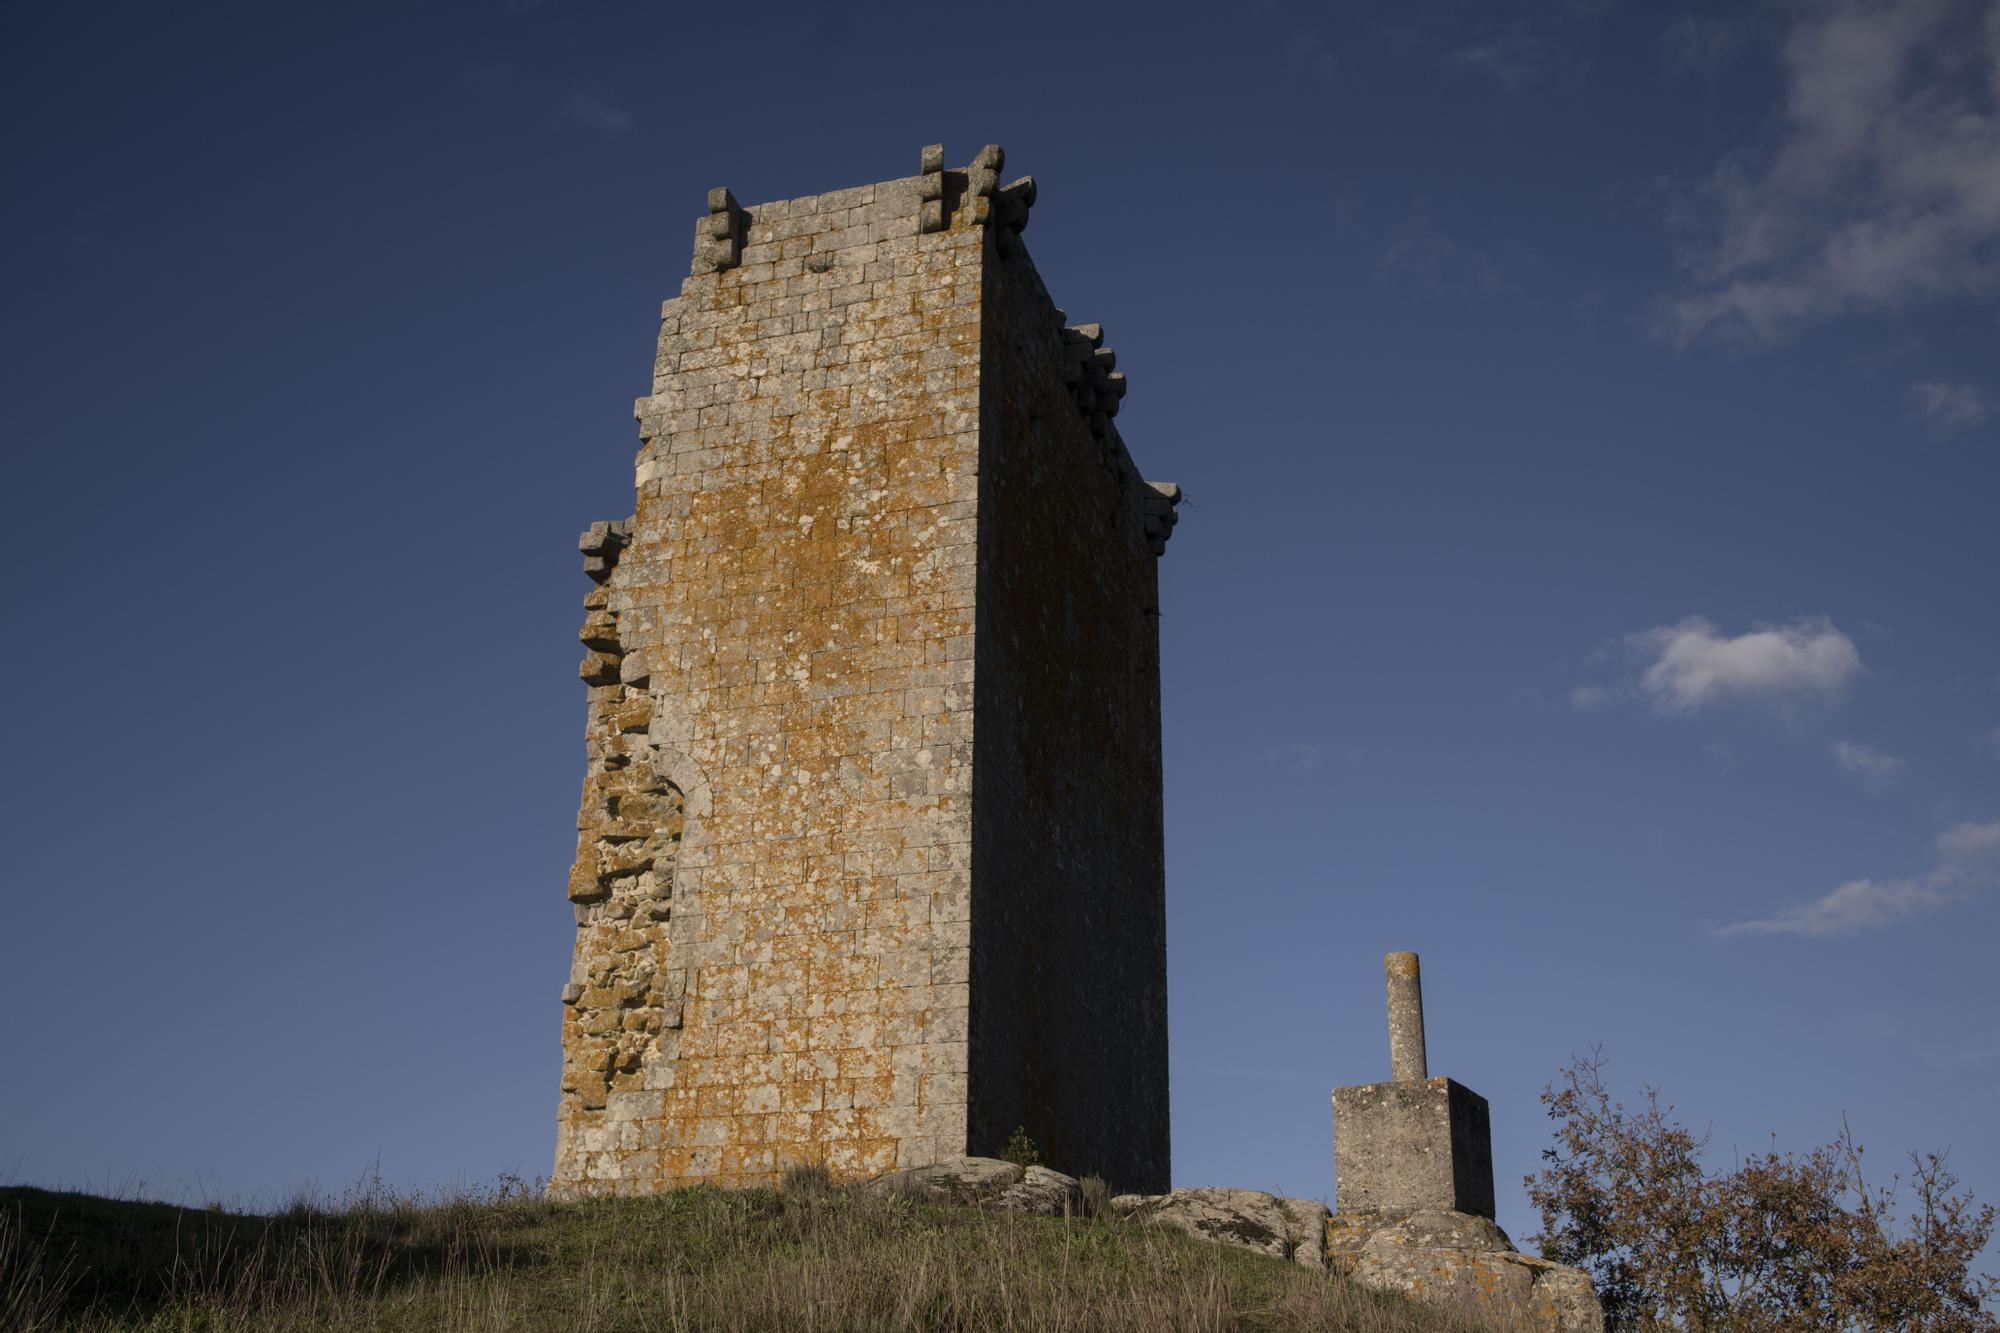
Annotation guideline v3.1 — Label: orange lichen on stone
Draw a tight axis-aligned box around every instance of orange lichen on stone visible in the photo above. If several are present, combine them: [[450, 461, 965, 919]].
[[550, 146, 1180, 1199]]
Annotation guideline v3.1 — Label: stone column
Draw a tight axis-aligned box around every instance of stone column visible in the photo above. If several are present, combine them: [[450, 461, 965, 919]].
[[1385, 951, 1427, 1082]]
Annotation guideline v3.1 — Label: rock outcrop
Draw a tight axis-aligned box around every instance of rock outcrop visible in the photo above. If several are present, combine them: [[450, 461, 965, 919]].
[[1111, 1187, 1332, 1271], [860, 1157, 1599, 1331], [1326, 1210, 1604, 1333], [864, 1157, 1083, 1217]]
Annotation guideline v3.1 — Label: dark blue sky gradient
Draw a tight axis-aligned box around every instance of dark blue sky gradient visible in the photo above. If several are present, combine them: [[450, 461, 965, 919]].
[[4, 0, 1996, 1253]]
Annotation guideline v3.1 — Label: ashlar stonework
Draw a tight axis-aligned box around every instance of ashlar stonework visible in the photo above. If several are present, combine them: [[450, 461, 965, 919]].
[[551, 145, 1182, 1199]]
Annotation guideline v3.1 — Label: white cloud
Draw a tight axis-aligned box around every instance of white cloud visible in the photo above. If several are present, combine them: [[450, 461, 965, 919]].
[[1630, 616, 1861, 714], [1720, 877, 1949, 936], [1908, 380, 1993, 433], [1571, 685, 1617, 710], [1977, 724, 2000, 757], [1657, 0, 2000, 346], [1936, 817, 2000, 872], [1829, 740, 1905, 791], [1721, 816, 2000, 936], [561, 92, 634, 135]]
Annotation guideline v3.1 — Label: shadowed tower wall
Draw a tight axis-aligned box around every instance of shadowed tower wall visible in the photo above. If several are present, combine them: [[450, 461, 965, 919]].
[[551, 145, 1181, 1198]]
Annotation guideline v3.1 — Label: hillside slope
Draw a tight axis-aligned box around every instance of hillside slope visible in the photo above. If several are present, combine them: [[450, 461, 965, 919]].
[[1, 1175, 1511, 1332]]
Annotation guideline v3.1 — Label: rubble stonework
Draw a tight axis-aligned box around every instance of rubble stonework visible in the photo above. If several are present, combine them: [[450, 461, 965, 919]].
[[551, 145, 1180, 1197]]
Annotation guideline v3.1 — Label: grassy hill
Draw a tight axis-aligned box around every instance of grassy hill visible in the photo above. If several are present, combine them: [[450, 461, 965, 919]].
[[1, 1172, 1502, 1332]]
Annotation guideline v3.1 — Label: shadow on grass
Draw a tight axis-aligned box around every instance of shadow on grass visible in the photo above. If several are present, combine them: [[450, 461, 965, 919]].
[[3, 1184, 544, 1321]]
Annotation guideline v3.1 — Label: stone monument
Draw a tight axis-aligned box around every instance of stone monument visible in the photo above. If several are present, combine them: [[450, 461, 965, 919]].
[[1332, 951, 1495, 1218], [1328, 953, 1604, 1331], [550, 144, 1182, 1198]]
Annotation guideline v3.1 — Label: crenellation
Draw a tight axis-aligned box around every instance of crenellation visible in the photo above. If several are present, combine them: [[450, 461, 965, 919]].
[[691, 188, 748, 275]]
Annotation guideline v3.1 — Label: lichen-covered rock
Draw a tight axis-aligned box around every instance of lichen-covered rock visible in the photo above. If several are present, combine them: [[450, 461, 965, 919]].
[[865, 1157, 1082, 1217], [1327, 1210, 1603, 1333], [1112, 1187, 1332, 1270], [1326, 1208, 1513, 1256]]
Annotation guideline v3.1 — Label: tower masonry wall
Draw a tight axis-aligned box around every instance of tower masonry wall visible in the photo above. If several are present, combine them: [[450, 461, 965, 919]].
[[967, 233, 1171, 1192], [551, 148, 1180, 1198]]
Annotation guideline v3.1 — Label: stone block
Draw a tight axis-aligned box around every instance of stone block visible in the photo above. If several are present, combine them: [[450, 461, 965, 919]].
[[1332, 1076, 1494, 1218]]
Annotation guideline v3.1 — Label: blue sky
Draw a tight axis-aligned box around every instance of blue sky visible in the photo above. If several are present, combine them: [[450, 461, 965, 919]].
[[4, 0, 1996, 1256]]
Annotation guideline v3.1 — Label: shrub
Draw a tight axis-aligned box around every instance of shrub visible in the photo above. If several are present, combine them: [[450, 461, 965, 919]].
[[1003, 1127, 1041, 1169], [1527, 1048, 1998, 1331], [778, 1162, 836, 1200]]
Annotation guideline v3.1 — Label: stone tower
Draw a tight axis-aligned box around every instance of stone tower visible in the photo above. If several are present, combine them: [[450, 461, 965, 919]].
[[551, 144, 1183, 1198]]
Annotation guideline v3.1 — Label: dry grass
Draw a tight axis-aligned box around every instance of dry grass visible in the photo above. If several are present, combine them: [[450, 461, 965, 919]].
[[2, 1174, 1506, 1332]]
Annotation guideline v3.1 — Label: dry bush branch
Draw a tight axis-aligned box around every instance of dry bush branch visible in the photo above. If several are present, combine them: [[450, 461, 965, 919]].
[[1527, 1048, 1998, 1332]]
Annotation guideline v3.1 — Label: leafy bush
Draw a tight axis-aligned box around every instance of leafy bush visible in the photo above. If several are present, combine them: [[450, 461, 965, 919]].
[[1079, 1174, 1112, 1221], [1003, 1127, 1041, 1169], [1527, 1049, 1998, 1331]]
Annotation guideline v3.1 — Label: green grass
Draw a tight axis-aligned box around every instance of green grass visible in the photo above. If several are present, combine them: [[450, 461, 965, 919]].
[[1, 1173, 1507, 1331]]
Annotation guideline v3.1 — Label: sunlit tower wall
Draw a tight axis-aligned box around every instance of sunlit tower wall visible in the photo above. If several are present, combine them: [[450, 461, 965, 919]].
[[551, 144, 1184, 1198]]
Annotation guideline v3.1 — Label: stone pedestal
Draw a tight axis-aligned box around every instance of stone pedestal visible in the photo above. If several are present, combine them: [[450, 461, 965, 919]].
[[1333, 1075, 1495, 1219], [1326, 953, 1601, 1331]]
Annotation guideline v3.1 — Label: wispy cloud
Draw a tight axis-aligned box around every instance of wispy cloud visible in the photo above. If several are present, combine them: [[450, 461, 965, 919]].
[[1624, 616, 1861, 714], [1571, 684, 1617, 711], [1377, 214, 1503, 296], [1829, 740, 1904, 791], [1977, 724, 2000, 757], [1720, 815, 2000, 936], [1264, 742, 1324, 775], [1656, 0, 2000, 346], [460, 61, 516, 91], [1285, 28, 1340, 86], [1442, 32, 1543, 92], [1661, 15, 1752, 78], [1721, 877, 1950, 936], [561, 92, 634, 135], [1938, 818, 2000, 866], [1907, 380, 1993, 433]]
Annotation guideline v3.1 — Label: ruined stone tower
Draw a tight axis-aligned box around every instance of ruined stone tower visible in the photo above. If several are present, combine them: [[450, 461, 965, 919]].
[[551, 145, 1183, 1198]]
